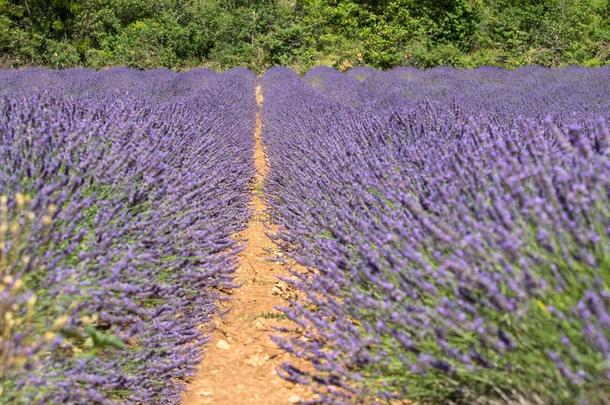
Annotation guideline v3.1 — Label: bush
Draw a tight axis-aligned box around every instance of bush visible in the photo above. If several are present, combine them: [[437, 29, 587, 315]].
[[45, 40, 81, 68], [1, 1, 609, 77]]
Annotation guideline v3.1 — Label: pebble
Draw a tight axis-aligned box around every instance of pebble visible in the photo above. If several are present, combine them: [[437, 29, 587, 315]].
[[289, 394, 302, 403], [216, 339, 231, 350], [198, 389, 213, 397], [246, 354, 269, 367]]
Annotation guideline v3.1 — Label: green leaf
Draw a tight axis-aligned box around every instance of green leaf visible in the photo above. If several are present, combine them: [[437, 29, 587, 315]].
[[85, 325, 127, 350]]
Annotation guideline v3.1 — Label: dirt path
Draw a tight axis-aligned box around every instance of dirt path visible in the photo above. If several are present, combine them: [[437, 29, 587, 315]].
[[181, 85, 311, 405]]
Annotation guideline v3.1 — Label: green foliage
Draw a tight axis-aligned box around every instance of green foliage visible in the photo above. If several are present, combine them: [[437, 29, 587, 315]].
[[0, 0, 609, 72]]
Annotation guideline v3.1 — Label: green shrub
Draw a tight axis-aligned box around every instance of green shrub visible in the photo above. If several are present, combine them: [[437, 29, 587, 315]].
[[45, 40, 81, 68], [1, 0, 609, 71]]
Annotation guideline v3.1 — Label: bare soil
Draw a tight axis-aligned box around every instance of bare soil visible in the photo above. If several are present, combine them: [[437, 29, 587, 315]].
[[181, 85, 312, 405]]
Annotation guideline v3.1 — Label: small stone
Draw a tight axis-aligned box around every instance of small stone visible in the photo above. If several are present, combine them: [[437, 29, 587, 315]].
[[255, 319, 265, 330], [271, 281, 288, 296], [271, 281, 298, 299], [216, 339, 230, 350], [246, 354, 269, 367], [289, 394, 302, 403], [198, 390, 213, 397]]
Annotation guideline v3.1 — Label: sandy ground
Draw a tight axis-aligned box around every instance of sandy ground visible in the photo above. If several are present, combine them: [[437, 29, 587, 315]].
[[181, 85, 312, 405]]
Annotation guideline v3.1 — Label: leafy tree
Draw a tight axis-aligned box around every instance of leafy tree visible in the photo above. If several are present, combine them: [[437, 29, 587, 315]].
[[0, 0, 608, 70]]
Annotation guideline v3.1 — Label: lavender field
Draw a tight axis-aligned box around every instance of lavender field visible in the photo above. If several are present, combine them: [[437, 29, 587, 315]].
[[1, 66, 610, 404], [0, 68, 256, 403]]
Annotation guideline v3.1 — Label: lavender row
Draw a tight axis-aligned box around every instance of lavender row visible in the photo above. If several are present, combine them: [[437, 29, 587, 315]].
[[0, 68, 256, 403], [305, 66, 610, 122], [262, 67, 610, 404]]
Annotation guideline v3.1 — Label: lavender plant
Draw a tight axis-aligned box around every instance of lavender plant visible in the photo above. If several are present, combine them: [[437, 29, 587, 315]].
[[0, 192, 64, 401], [0, 68, 256, 403], [263, 67, 610, 404]]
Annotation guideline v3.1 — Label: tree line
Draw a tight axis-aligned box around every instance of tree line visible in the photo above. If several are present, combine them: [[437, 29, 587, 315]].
[[1, 0, 609, 71]]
